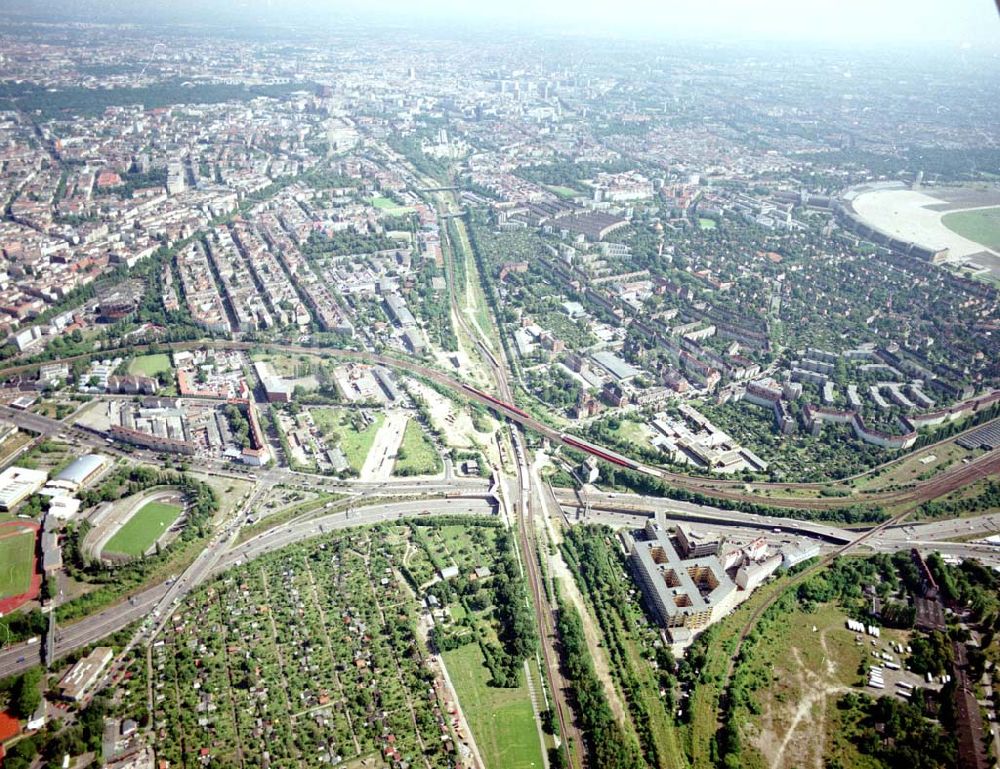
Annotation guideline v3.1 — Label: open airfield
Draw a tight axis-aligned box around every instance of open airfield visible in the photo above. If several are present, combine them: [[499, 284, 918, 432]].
[[850, 186, 1000, 276]]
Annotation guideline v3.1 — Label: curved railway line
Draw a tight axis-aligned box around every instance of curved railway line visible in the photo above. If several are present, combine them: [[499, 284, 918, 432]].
[[718, 502, 921, 730], [0, 338, 996, 516]]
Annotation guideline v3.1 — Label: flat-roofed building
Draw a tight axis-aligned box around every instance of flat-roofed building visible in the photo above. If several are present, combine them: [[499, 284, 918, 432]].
[[591, 350, 641, 382], [0, 466, 48, 511], [676, 524, 722, 558], [384, 293, 416, 327], [58, 646, 113, 702], [625, 513, 737, 638], [253, 361, 292, 403]]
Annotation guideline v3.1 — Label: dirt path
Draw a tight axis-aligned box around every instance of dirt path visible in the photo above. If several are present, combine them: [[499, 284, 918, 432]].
[[764, 638, 849, 769], [359, 409, 408, 481], [434, 641, 487, 769], [407, 378, 497, 452]]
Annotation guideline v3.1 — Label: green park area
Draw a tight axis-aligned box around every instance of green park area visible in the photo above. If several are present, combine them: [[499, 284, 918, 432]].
[[371, 195, 414, 215], [942, 206, 1000, 251], [393, 419, 442, 476], [127, 353, 173, 378], [611, 418, 653, 447], [546, 184, 579, 199], [104, 500, 183, 558], [443, 643, 544, 769], [311, 408, 384, 471], [698, 218, 717, 230], [0, 528, 36, 599]]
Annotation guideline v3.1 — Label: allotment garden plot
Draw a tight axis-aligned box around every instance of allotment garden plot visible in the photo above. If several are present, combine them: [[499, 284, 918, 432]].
[[150, 520, 518, 769]]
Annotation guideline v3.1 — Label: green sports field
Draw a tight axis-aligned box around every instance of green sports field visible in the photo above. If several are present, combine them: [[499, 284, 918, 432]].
[[0, 529, 36, 599], [127, 353, 173, 377], [443, 643, 543, 769], [371, 195, 414, 215], [104, 500, 183, 557], [546, 185, 578, 199], [942, 207, 1000, 251]]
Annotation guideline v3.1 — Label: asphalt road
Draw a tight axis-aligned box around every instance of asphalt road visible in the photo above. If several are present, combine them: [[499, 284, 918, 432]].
[[0, 498, 494, 681], [0, 583, 168, 679], [213, 497, 494, 573], [565, 495, 1000, 573], [3, 340, 995, 513], [554, 489, 855, 543]]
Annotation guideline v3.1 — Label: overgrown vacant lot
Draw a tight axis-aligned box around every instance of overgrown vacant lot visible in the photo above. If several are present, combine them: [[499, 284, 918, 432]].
[[393, 418, 442, 476], [310, 407, 384, 471], [712, 553, 978, 769]]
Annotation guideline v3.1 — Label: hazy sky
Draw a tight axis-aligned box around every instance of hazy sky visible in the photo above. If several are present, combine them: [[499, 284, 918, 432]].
[[6, 0, 1000, 48]]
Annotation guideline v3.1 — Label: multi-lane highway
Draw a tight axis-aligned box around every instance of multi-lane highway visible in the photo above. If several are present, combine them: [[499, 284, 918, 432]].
[[0, 497, 496, 681], [213, 497, 494, 573], [553, 488, 857, 543], [554, 489, 1000, 567], [2, 340, 996, 513], [4, 488, 992, 682]]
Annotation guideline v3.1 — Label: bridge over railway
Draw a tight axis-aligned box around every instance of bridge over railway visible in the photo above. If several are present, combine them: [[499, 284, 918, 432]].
[[0, 338, 997, 513]]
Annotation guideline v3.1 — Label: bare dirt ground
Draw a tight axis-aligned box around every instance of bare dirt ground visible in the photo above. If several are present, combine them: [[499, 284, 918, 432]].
[[407, 379, 498, 452], [752, 632, 849, 769], [360, 410, 408, 482]]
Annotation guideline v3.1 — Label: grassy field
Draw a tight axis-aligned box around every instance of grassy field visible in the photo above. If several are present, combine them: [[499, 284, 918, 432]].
[[612, 419, 653, 448], [450, 216, 496, 346], [698, 218, 717, 230], [128, 353, 173, 377], [0, 432, 32, 465], [443, 642, 544, 769], [737, 602, 866, 768], [371, 195, 414, 215], [681, 577, 798, 769], [942, 206, 1000, 251], [546, 185, 579, 199], [0, 528, 36, 598], [251, 351, 318, 378], [393, 419, 442, 476], [853, 439, 975, 492], [311, 408, 384, 472], [104, 500, 183, 557]]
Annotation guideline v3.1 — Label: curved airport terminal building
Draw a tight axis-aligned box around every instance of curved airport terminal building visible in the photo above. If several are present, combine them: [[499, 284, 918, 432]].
[[836, 182, 950, 263]]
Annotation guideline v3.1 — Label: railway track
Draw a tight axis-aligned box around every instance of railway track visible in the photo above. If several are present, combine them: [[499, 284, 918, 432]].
[[718, 503, 918, 726], [438, 189, 584, 768], [0, 337, 995, 516]]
